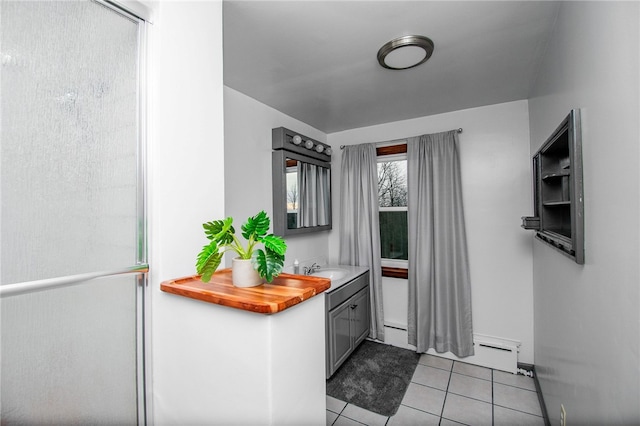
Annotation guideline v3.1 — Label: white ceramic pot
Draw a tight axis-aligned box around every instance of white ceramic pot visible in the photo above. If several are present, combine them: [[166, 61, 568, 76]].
[[231, 258, 263, 287]]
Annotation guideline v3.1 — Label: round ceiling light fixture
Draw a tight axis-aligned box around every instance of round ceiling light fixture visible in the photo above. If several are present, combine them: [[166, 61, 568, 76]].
[[377, 35, 435, 70]]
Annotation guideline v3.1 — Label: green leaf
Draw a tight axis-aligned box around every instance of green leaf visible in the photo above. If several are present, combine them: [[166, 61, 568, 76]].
[[197, 211, 287, 282], [196, 240, 223, 282], [203, 218, 235, 244], [241, 211, 270, 241], [261, 234, 287, 256], [252, 248, 284, 283]]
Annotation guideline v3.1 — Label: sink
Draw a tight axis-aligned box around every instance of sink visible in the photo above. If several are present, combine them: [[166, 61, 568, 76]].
[[281, 264, 369, 292], [312, 268, 349, 280]]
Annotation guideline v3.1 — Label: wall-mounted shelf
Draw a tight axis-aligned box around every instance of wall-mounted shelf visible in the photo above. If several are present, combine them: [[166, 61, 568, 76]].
[[542, 171, 570, 180], [522, 109, 584, 264], [543, 201, 571, 207]]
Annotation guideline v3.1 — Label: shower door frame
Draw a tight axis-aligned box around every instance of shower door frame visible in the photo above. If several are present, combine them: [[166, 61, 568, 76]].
[[0, 0, 152, 423]]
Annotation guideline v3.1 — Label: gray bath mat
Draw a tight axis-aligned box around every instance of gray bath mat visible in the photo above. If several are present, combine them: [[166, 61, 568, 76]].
[[326, 339, 420, 417]]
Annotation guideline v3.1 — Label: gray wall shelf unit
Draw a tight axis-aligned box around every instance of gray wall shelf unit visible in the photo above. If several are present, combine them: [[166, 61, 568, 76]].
[[522, 109, 584, 264]]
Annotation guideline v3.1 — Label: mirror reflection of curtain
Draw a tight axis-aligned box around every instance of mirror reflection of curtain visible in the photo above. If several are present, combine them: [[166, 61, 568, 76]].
[[297, 162, 330, 227], [407, 130, 474, 357]]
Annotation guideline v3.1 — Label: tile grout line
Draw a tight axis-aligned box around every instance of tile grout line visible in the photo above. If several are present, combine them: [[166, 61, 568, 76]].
[[491, 368, 495, 426], [437, 360, 455, 425], [492, 403, 546, 418], [328, 398, 348, 426]]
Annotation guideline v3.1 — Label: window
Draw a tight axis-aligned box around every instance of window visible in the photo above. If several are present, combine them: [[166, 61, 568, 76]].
[[377, 144, 408, 277]]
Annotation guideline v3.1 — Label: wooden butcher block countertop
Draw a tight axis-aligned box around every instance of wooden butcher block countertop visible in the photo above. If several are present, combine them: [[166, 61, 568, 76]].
[[160, 268, 331, 314]]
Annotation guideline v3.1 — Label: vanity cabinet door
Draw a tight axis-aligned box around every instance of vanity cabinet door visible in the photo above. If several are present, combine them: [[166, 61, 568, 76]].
[[326, 284, 372, 378], [328, 301, 354, 373], [351, 287, 370, 347]]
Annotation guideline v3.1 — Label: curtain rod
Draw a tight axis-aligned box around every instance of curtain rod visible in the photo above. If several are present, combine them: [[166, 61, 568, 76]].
[[340, 128, 463, 149]]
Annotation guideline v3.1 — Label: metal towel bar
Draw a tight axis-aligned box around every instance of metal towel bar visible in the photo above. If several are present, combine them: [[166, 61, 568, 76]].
[[0, 264, 149, 298]]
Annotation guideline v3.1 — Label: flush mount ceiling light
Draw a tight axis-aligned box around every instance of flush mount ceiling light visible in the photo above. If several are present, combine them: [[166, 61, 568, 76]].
[[377, 35, 435, 70]]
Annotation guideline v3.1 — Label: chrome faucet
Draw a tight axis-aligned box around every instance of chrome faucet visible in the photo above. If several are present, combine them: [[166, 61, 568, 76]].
[[303, 263, 321, 275]]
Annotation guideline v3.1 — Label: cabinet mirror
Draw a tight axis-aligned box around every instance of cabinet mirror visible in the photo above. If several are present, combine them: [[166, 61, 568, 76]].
[[272, 149, 331, 236]]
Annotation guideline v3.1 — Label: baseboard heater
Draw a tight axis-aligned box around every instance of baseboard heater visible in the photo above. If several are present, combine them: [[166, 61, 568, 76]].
[[384, 324, 521, 374], [471, 334, 520, 373], [425, 333, 520, 374]]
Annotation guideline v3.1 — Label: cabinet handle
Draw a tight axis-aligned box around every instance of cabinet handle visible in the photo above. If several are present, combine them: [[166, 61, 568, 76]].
[[350, 304, 357, 309]]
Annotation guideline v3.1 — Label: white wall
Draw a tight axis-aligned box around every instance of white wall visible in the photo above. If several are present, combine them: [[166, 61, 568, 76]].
[[328, 100, 535, 363], [223, 87, 331, 268], [148, 1, 225, 423], [528, 2, 639, 424]]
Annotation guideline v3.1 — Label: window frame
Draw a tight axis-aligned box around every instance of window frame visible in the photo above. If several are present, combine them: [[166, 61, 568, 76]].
[[377, 143, 409, 279]]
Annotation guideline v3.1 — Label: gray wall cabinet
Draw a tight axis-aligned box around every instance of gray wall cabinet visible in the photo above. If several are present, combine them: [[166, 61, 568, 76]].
[[522, 109, 584, 264]]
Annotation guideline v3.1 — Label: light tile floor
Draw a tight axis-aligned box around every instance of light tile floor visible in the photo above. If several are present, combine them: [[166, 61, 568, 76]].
[[327, 354, 545, 426]]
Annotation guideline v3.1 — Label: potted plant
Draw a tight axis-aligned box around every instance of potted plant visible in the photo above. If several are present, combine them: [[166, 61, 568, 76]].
[[195, 210, 287, 287]]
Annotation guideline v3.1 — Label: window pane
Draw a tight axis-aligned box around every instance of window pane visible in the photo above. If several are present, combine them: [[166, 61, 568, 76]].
[[379, 211, 408, 260], [378, 159, 407, 207]]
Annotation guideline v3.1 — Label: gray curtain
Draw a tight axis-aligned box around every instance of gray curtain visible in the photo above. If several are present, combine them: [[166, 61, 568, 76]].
[[297, 162, 330, 227], [339, 144, 384, 341], [407, 131, 474, 357]]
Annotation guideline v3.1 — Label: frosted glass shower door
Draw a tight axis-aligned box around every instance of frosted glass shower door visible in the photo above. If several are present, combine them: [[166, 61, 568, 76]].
[[1, 1, 148, 424]]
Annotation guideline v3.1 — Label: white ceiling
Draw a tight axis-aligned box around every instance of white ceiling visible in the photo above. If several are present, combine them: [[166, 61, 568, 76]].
[[223, 1, 560, 134]]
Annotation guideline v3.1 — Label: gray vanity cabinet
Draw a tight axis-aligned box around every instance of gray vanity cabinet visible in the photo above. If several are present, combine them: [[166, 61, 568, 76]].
[[326, 272, 370, 378]]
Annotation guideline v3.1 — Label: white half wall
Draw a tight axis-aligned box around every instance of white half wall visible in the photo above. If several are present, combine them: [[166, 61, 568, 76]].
[[528, 2, 639, 424], [148, 1, 225, 423], [328, 100, 534, 363], [223, 87, 330, 268]]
